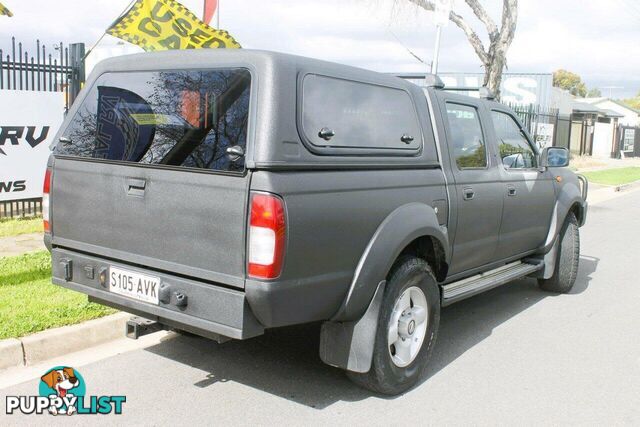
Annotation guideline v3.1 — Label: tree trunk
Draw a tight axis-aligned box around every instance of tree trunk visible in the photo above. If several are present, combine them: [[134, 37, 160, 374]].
[[483, 42, 507, 99], [404, 0, 518, 101]]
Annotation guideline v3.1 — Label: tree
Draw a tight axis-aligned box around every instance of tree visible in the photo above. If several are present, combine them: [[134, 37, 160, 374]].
[[621, 91, 640, 111], [405, 0, 518, 99], [587, 88, 602, 98], [553, 69, 587, 97]]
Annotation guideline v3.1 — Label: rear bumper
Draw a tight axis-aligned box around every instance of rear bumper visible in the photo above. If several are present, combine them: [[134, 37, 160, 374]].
[[51, 248, 264, 340]]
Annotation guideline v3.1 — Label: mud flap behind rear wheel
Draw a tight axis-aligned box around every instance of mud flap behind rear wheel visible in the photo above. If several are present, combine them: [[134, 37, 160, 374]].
[[319, 281, 386, 373]]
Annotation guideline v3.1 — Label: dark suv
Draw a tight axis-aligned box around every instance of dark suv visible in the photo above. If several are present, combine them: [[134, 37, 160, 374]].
[[45, 49, 587, 395]]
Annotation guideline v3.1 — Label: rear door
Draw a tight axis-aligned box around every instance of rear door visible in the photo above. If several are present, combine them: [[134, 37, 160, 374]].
[[438, 96, 504, 275], [489, 109, 555, 259], [51, 68, 252, 288]]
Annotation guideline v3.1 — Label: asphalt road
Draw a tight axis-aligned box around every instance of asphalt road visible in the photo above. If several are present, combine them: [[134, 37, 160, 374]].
[[2, 190, 640, 426]]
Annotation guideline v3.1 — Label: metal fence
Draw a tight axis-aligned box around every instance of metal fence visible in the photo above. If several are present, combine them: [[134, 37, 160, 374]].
[[0, 198, 43, 219], [508, 103, 570, 150], [0, 37, 71, 94], [0, 36, 85, 110]]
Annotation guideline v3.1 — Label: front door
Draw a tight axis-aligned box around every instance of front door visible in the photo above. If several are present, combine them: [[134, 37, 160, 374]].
[[489, 109, 555, 259], [440, 99, 504, 275]]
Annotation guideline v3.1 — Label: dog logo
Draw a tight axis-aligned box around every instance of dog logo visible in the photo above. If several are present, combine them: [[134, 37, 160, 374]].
[[40, 367, 80, 415], [6, 365, 125, 416]]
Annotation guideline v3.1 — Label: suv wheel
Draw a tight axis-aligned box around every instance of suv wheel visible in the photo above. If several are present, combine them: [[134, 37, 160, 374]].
[[538, 212, 580, 293], [347, 256, 440, 395]]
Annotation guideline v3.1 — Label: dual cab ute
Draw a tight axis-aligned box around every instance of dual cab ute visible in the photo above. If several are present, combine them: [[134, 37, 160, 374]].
[[45, 50, 587, 394]]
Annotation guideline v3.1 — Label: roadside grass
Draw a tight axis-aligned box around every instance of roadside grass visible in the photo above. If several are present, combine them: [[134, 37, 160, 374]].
[[570, 155, 607, 171], [0, 251, 115, 339], [0, 217, 43, 238], [581, 167, 640, 186]]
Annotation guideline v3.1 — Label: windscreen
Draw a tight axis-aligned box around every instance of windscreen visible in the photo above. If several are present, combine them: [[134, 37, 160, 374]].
[[56, 68, 251, 173]]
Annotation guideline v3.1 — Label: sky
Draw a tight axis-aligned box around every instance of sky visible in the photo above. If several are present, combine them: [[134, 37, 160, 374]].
[[0, 0, 638, 98]]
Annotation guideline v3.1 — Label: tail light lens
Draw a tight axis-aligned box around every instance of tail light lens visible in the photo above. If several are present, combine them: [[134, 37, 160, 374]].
[[248, 193, 286, 279], [43, 168, 51, 233]]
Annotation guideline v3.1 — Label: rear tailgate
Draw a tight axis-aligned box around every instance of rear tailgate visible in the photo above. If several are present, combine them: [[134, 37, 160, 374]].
[[49, 67, 253, 289], [51, 159, 249, 288]]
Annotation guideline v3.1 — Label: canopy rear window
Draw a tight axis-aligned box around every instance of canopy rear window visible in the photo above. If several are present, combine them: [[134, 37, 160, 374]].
[[300, 74, 422, 153], [56, 68, 251, 173]]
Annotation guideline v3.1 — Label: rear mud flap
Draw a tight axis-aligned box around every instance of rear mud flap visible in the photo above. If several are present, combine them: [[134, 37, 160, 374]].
[[319, 280, 386, 373]]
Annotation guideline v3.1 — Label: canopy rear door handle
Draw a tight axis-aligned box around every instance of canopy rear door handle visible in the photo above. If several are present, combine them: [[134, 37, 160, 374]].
[[463, 187, 475, 201], [507, 185, 517, 197], [126, 178, 146, 197]]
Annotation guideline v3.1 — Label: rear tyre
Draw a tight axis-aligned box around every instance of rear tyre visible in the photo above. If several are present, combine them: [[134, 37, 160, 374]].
[[347, 256, 440, 395], [538, 212, 580, 293]]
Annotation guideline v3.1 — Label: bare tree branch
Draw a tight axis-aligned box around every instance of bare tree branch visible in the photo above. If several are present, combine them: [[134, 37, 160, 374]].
[[464, 0, 498, 42], [406, 0, 489, 65], [498, 0, 518, 46], [401, 0, 518, 98]]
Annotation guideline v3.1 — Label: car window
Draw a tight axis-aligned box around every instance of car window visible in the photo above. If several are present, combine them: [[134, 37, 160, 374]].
[[57, 69, 251, 173], [492, 111, 537, 169], [445, 103, 487, 169], [301, 74, 421, 151]]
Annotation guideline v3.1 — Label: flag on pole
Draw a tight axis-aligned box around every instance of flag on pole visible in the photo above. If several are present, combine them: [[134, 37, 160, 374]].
[[107, 0, 240, 51], [0, 2, 13, 17], [203, 0, 218, 26]]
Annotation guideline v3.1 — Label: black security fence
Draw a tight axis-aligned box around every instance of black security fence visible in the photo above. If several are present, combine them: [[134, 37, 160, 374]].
[[0, 198, 43, 219], [507, 103, 576, 152], [0, 36, 85, 110]]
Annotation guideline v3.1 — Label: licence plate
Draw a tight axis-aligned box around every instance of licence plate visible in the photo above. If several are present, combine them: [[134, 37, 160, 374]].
[[109, 266, 160, 305]]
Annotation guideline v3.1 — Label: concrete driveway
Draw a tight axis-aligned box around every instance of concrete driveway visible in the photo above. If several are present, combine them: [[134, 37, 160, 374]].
[[1, 190, 639, 425]]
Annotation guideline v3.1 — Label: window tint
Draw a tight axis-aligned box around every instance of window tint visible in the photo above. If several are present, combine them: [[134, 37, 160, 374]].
[[301, 75, 421, 150], [57, 69, 251, 173], [445, 103, 487, 168], [492, 111, 537, 169]]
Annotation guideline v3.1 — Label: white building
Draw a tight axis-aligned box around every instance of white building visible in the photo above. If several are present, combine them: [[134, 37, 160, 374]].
[[582, 98, 640, 127]]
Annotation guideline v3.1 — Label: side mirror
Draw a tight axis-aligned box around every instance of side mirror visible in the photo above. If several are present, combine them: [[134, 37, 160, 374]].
[[540, 147, 569, 168]]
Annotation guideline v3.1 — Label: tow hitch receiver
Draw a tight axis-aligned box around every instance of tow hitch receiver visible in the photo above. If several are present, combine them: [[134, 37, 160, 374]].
[[126, 316, 164, 339]]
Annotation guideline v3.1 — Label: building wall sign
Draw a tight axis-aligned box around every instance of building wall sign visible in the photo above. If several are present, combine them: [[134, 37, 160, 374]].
[[0, 90, 65, 201]]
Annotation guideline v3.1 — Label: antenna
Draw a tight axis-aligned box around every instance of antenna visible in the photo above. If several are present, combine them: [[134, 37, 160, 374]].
[[600, 86, 624, 98]]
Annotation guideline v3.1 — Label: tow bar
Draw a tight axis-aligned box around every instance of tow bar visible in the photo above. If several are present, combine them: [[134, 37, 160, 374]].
[[125, 316, 164, 339]]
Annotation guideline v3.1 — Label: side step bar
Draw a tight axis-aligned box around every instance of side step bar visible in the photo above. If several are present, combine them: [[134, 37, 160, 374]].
[[441, 260, 543, 306]]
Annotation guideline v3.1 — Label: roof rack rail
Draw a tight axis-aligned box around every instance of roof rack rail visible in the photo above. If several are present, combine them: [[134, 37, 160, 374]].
[[390, 73, 445, 89]]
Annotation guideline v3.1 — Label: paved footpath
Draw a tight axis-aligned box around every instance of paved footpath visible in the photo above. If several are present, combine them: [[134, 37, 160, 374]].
[[0, 232, 45, 258], [1, 191, 640, 425]]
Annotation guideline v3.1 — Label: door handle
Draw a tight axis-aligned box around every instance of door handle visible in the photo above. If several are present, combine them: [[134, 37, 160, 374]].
[[463, 187, 475, 201], [507, 185, 517, 197], [126, 178, 146, 197]]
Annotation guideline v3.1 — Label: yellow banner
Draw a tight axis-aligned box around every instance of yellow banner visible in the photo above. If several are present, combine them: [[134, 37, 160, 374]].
[[107, 0, 240, 51], [0, 2, 13, 17]]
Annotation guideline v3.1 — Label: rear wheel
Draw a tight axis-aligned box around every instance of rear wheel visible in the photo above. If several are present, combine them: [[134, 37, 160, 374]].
[[347, 256, 440, 395], [538, 212, 580, 293]]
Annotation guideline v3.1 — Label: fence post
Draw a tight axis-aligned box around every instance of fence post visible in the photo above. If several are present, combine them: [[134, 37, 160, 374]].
[[68, 43, 85, 109]]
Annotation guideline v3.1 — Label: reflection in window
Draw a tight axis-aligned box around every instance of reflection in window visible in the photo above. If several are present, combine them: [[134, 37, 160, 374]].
[[445, 103, 487, 169], [57, 69, 251, 173], [492, 111, 537, 169]]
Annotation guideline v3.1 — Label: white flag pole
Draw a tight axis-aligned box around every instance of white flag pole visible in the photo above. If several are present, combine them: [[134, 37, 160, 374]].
[[217, 0, 220, 28], [431, 25, 442, 74], [431, 0, 453, 75]]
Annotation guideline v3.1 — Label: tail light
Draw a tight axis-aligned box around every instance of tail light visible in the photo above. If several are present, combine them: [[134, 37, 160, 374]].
[[43, 168, 51, 233], [248, 193, 286, 279]]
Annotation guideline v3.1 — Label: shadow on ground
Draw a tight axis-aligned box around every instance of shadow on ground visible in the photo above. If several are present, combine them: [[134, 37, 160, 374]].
[[144, 255, 599, 409]]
